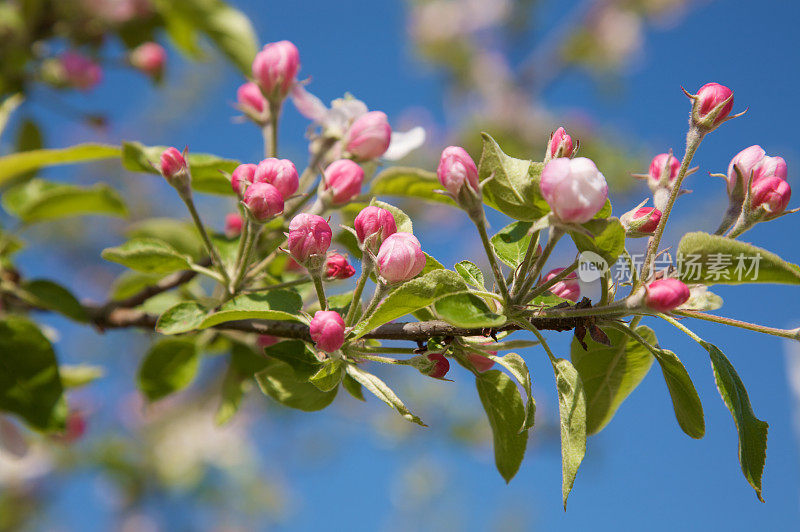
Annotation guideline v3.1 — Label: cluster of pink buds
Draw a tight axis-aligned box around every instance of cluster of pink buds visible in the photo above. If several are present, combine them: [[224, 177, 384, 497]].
[[644, 278, 690, 313], [286, 213, 333, 271], [542, 268, 580, 302], [59, 51, 103, 91], [411, 353, 450, 379], [376, 232, 426, 284], [236, 82, 268, 124], [319, 159, 364, 206], [229, 158, 300, 223], [252, 40, 300, 102], [129, 42, 166, 80], [159, 147, 190, 193], [344, 111, 392, 161], [545, 127, 575, 162], [309, 310, 346, 352], [354, 206, 397, 254], [437, 146, 482, 215], [540, 157, 608, 224]]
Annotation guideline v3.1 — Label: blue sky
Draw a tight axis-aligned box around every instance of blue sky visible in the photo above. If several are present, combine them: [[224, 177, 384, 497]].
[[11, 0, 800, 530]]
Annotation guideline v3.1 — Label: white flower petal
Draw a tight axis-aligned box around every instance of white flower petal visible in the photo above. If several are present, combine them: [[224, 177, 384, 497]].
[[383, 126, 426, 161]]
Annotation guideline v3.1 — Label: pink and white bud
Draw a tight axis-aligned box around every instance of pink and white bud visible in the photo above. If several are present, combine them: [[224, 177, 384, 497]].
[[286, 213, 332, 265], [354, 206, 397, 253], [647, 153, 681, 190], [376, 232, 426, 284], [251, 40, 300, 100], [224, 212, 244, 237], [547, 127, 575, 160], [325, 252, 356, 280], [467, 352, 496, 373], [257, 334, 279, 348], [231, 163, 256, 196], [412, 352, 450, 379], [645, 278, 690, 313], [237, 81, 267, 117], [540, 157, 608, 224], [751, 176, 791, 220], [437, 146, 480, 197], [60, 51, 102, 90], [243, 182, 284, 222], [159, 147, 190, 191], [309, 310, 346, 353], [690, 82, 734, 129], [254, 158, 299, 199], [321, 159, 364, 205], [621, 206, 662, 234], [542, 268, 580, 302], [727, 145, 788, 196], [129, 42, 166, 79], [345, 111, 392, 160]]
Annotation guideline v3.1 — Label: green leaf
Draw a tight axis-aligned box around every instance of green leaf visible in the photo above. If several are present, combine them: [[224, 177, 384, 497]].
[[20, 279, 89, 322], [230, 341, 271, 374], [571, 326, 654, 434], [262, 340, 321, 380], [3, 179, 127, 223], [309, 359, 344, 392], [454, 260, 485, 288], [351, 269, 505, 339], [102, 238, 194, 274], [345, 364, 426, 426], [433, 292, 506, 329], [60, 364, 104, 388], [569, 217, 626, 265], [652, 348, 705, 439], [342, 374, 365, 401], [488, 353, 536, 431], [478, 133, 550, 221], [137, 338, 200, 401], [551, 357, 587, 509], [368, 198, 413, 233], [154, 0, 259, 75], [255, 360, 338, 412], [0, 317, 66, 431], [475, 369, 528, 483], [702, 342, 768, 502], [216, 363, 246, 426], [490, 221, 536, 268], [198, 290, 303, 329], [127, 218, 202, 258], [677, 231, 800, 285], [121, 141, 240, 195], [0, 144, 120, 186], [156, 301, 207, 334], [370, 166, 455, 206]]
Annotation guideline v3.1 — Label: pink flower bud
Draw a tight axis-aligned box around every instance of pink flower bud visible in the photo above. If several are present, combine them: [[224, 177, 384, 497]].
[[542, 268, 580, 302], [540, 157, 608, 224], [376, 232, 426, 284], [727, 145, 789, 200], [467, 352, 495, 373], [286, 213, 332, 265], [224, 212, 243, 237], [60, 51, 102, 90], [257, 334, 279, 348], [243, 182, 284, 222], [231, 163, 256, 196], [251, 40, 300, 99], [254, 158, 299, 198], [354, 206, 397, 253], [437, 146, 479, 196], [648, 153, 681, 190], [322, 159, 364, 205], [129, 42, 166, 78], [309, 310, 346, 353], [751, 175, 791, 219], [159, 147, 189, 189], [692, 82, 733, 127], [547, 127, 575, 159], [426, 353, 450, 379], [237, 81, 267, 116], [621, 206, 662, 234], [345, 111, 392, 160], [645, 278, 690, 313], [325, 252, 355, 280], [57, 410, 88, 444]]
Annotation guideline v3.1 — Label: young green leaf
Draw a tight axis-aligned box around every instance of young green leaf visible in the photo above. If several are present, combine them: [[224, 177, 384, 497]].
[[433, 292, 506, 329], [369, 166, 455, 206], [256, 360, 338, 412], [103, 238, 195, 274], [127, 218, 203, 259], [216, 363, 247, 426], [345, 365, 426, 426], [3, 179, 127, 223], [263, 340, 322, 380], [0, 317, 67, 432], [342, 374, 366, 401], [198, 290, 303, 329], [0, 143, 120, 186], [677, 231, 800, 285], [702, 342, 768, 502], [488, 353, 536, 432], [490, 221, 536, 268], [551, 357, 587, 509], [156, 301, 207, 335], [137, 338, 200, 401], [571, 326, 655, 434], [568, 217, 625, 265], [21, 279, 89, 322], [59, 364, 105, 388], [475, 369, 528, 483], [309, 359, 345, 392], [454, 260, 485, 288], [478, 133, 550, 221], [652, 348, 705, 439]]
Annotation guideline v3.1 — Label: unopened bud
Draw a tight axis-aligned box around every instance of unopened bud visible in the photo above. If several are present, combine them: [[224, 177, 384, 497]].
[[237, 82, 268, 122], [231, 163, 256, 197], [354, 206, 397, 254], [546, 127, 575, 161], [542, 268, 580, 302], [376, 232, 426, 284], [129, 42, 166, 79], [320, 159, 364, 206], [255, 158, 299, 199], [540, 157, 608, 224], [251, 40, 300, 101], [644, 278, 690, 313], [345, 111, 392, 160], [325, 252, 355, 280], [243, 182, 284, 222], [621, 206, 662, 235], [159, 147, 190, 192], [687, 82, 734, 131], [224, 212, 244, 237], [411, 352, 450, 379], [309, 310, 346, 353], [286, 213, 332, 267]]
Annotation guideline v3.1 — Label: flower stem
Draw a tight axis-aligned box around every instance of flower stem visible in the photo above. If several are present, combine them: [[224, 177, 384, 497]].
[[345, 258, 373, 326], [523, 259, 578, 302], [358, 281, 390, 325], [311, 272, 328, 310], [266, 101, 281, 157], [231, 221, 260, 291], [672, 309, 800, 341], [471, 212, 511, 304], [514, 226, 563, 304], [639, 126, 704, 286], [180, 191, 231, 289]]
